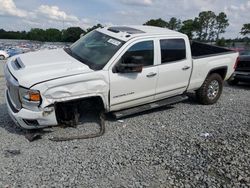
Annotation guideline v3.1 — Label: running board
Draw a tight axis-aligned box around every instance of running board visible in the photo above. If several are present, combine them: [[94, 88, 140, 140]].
[[113, 95, 188, 119]]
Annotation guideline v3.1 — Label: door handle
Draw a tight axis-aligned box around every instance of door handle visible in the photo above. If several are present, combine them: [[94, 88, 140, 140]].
[[182, 66, 191, 70], [146, 72, 157, 77]]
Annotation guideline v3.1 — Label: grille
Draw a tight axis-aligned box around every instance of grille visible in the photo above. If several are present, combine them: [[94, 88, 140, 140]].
[[5, 67, 22, 111]]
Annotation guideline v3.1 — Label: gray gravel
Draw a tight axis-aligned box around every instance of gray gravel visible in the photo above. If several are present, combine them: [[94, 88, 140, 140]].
[[0, 75, 249, 187], [0, 60, 5, 77]]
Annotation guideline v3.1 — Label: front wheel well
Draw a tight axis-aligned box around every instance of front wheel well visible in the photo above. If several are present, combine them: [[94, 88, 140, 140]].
[[207, 67, 228, 80], [55, 96, 105, 126]]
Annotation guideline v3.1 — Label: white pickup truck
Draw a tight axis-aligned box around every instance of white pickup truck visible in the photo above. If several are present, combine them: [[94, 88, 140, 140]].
[[4, 26, 238, 129]]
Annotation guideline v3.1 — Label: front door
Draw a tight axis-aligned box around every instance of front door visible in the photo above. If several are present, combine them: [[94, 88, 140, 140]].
[[109, 40, 158, 111]]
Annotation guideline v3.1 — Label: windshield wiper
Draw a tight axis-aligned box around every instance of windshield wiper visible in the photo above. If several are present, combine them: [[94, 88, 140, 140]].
[[64, 47, 74, 57]]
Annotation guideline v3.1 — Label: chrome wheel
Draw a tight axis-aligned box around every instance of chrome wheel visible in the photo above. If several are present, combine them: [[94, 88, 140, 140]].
[[207, 80, 219, 100]]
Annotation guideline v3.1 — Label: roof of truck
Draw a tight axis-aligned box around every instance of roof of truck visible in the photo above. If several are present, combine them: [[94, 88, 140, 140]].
[[97, 25, 186, 41]]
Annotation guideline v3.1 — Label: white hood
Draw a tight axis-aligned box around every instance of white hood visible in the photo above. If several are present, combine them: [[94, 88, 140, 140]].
[[7, 49, 93, 88]]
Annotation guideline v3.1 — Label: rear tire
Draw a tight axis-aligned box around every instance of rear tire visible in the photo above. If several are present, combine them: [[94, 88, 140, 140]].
[[196, 73, 223, 105]]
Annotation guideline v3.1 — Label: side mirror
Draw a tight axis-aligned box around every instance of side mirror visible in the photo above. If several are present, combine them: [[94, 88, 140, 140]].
[[115, 56, 143, 73]]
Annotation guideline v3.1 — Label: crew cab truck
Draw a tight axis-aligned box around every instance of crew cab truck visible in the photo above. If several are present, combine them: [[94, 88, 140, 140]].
[[4, 26, 239, 129]]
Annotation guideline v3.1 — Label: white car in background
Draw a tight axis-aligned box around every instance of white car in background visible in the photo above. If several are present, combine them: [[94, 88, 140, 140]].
[[0, 50, 9, 60]]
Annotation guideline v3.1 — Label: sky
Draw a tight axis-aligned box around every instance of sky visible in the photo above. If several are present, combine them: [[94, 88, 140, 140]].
[[0, 0, 250, 38]]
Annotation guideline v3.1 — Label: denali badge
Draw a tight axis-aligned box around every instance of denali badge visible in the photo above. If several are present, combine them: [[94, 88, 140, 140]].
[[113, 92, 135, 98]]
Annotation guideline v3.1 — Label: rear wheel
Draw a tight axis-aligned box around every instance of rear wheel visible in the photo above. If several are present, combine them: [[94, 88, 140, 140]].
[[196, 73, 223, 105]]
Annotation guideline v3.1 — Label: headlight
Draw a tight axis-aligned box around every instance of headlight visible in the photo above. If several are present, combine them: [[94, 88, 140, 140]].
[[19, 87, 41, 109]]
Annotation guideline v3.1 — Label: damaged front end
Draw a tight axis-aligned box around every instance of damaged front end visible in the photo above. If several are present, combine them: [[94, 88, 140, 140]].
[[5, 55, 109, 134], [55, 97, 104, 127], [49, 97, 106, 141], [5, 66, 57, 129], [6, 89, 106, 140]]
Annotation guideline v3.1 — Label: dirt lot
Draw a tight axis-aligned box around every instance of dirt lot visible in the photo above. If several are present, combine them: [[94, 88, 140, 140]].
[[0, 75, 249, 187]]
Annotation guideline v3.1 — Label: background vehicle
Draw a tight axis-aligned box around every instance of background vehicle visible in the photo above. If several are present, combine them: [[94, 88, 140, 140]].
[[228, 49, 250, 85], [4, 26, 238, 129], [0, 50, 9, 60], [7, 48, 24, 57]]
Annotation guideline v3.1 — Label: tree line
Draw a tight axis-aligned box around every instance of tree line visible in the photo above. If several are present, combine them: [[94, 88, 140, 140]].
[[144, 11, 249, 46], [0, 24, 102, 43], [0, 11, 249, 43], [144, 11, 230, 41]]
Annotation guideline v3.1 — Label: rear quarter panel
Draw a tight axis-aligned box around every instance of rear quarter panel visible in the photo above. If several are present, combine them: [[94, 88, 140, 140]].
[[188, 52, 238, 91]]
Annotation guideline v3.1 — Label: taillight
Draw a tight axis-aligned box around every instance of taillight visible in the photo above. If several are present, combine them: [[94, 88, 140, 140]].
[[234, 56, 239, 70]]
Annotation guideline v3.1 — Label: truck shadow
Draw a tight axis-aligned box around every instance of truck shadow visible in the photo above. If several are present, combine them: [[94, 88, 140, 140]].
[[0, 103, 104, 139], [224, 82, 250, 90], [0, 103, 53, 142], [106, 106, 175, 121], [167, 92, 198, 106], [182, 82, 250, 106]]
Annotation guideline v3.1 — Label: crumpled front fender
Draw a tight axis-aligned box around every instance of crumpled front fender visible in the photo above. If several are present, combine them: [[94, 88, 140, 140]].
[[32, 71, 110, 110]]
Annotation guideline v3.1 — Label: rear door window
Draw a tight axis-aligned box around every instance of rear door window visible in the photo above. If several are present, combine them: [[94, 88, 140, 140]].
[[160, 39, 186, 63]]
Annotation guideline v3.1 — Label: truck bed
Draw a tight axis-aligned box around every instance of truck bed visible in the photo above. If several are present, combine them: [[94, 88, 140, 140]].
[[191, 41, 234, 58], [187, 41, 239, 92]]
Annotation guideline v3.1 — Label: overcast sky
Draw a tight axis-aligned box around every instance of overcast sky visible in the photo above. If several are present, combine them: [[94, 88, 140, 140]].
[[0, 0, 249, 38]]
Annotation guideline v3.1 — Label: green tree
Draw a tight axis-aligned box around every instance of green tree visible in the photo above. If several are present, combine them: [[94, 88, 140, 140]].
[[167, 17, 181, 31], [194, 11, 216, 41], [193, 17, 202, 40], [27, 28, 46, 41], [143, 18, 168, 28], [179, 19, 195, 39], [216, 37, 226, 46], [62, 27, 85, 42], [0, 29, 27, 40], [45, 28, 62, 42], [240, 23, 250, 36], [20, 31, 27, 39], [86, 24, 103, 33], [214, 12, 229, 40]]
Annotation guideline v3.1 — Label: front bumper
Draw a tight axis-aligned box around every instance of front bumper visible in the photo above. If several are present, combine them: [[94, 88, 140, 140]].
[[5, 90, 58, 129]]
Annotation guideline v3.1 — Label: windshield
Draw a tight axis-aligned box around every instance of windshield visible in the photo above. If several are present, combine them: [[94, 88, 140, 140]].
[[67, 31, 124, 70]]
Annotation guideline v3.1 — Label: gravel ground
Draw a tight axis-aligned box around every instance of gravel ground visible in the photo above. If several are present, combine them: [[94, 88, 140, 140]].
[[0, 75, 249, 187], [0, 60, 5, 77]]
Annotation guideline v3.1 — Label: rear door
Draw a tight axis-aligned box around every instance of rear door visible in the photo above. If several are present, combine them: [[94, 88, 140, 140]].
[[109, 39, 158, 111], [155, 38, 192, 100]]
